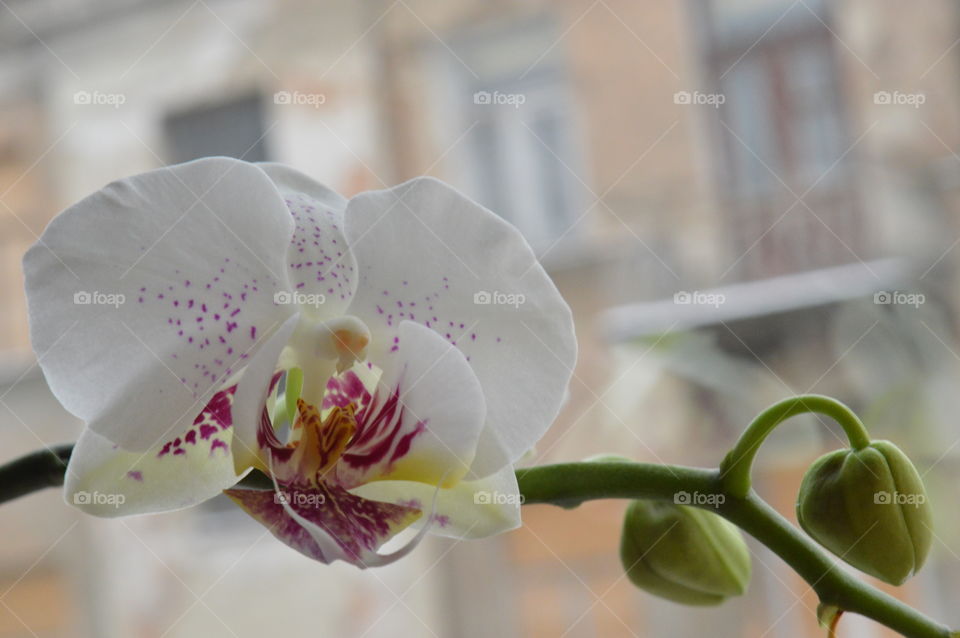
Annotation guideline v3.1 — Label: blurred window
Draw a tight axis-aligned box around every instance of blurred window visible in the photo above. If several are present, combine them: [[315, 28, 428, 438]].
[[718, 26, 844, 197], [163, 94, 269, 164], [468, 80, 580, 246], [696, 0, 862, 277], [440, 17, 584, 253]]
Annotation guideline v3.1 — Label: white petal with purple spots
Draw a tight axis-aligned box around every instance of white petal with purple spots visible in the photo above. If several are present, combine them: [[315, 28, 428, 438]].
[[25, 157, 297, 454], [258, 163, 358, 317], [343, 177, 576, 478]]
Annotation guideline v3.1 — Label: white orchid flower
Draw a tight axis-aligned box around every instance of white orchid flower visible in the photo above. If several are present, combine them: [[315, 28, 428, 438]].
[[24, 157, 576, 566]]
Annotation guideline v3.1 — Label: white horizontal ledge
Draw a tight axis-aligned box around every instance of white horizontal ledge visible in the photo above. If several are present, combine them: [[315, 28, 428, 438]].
[[601, 258, 909, 342]]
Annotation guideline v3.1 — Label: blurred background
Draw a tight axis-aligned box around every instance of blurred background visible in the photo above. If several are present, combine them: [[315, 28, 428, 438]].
[[1, 0, 960, 636]]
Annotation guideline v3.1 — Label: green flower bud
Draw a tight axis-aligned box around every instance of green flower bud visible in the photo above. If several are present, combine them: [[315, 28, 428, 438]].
[[620, 500, 751, 606], [796, 440, 932, 585]]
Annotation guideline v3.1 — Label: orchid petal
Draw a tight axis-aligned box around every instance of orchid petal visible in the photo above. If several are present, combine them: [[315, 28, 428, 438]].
[[328, 321, 486, 489], [24, 157, 296, 454], [350, 464, 522, 539], [230, 313, 299, 472], [258, 163, 358, 316], [66, 385, 240, 516], [343, 178, 576, 477]]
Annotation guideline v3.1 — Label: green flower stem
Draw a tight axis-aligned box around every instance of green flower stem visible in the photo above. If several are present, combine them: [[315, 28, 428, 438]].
[[518, 462, 951, 638], [0, 444, 72, 504], [0, 449, 951, 637], [719, 395, 872, 498]]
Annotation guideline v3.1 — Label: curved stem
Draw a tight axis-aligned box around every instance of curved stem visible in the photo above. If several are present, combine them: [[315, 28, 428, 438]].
[[0, 449, 951, 637], [719, 395, 871, 498], [519, 462, 951, 638], [0, 444, 72, 503]]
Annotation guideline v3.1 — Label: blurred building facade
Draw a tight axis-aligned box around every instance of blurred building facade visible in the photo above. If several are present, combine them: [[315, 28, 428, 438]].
[[2, 0, 960, 636]]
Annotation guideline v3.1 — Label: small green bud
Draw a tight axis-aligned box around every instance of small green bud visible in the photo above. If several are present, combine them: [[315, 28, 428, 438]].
[[620, 500, 751, 606], [796, 440, 932, 585]]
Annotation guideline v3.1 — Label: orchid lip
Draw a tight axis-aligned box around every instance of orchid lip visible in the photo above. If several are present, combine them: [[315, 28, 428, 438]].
[[229, 368, 434, 565]]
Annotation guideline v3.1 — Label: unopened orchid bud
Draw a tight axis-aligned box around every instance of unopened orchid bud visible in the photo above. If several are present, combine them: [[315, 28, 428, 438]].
[[620, 500, 751, 606], [796, 440, 932, 585]]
